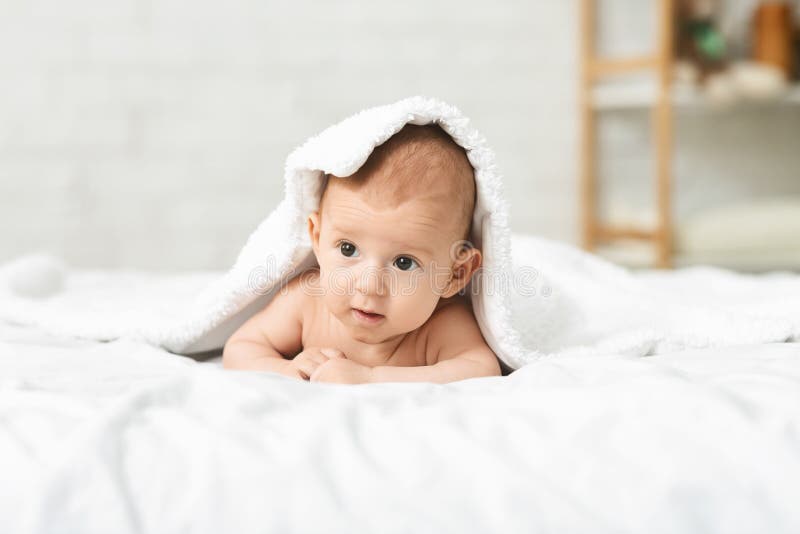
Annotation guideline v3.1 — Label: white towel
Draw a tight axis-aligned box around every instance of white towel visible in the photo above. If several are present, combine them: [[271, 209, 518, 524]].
[[168, 95, 523, 366], [1, 96, 799, 370]]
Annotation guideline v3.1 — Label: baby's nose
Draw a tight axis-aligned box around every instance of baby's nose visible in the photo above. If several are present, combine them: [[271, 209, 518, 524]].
[[354, 264, 390, 296]]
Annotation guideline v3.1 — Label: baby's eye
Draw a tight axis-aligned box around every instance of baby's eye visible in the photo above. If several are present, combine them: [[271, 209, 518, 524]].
[[393, 256, 419, 271], [339, 241, 358, 258]]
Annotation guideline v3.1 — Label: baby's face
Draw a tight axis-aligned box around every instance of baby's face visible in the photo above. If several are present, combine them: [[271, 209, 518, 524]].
[[308, 184, 466, 345]]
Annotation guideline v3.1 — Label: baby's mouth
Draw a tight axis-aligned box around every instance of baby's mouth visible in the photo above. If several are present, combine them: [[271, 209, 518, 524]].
[[351, 307, 385, 324]]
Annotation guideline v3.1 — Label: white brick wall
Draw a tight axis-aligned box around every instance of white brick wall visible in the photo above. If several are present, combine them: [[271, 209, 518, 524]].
[[0, 0, 797, 269]]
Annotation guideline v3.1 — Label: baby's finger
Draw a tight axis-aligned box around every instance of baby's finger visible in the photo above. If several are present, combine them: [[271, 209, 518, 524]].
[[282, 366, 305, 381], [300, 351, 327, 365], [309, 367, 320, 382], [309, 364, 327, 382], [320, 348, 345, 359], [294, 359, 320, 380]]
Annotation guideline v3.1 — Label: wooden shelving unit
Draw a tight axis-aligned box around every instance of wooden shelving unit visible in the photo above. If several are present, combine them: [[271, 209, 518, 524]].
[[580, 0, 675, 269], [580, 0, 800, 271]]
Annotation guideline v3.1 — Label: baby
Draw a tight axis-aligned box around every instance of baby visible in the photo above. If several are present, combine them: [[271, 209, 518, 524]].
[[222, 124, 501, 384]]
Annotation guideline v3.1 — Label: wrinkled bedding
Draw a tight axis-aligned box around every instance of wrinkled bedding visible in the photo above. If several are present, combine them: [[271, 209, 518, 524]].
[[1, 322, 799, 534]]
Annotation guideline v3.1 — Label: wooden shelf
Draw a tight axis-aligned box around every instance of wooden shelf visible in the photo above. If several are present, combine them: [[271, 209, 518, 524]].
[[595, 225, 658, 242], [597, 242, 800, 273], [581, 0, 800, 271], [579, 0, 674, 269], [589, 56, 659, 78], [592, 81, 800, 110]]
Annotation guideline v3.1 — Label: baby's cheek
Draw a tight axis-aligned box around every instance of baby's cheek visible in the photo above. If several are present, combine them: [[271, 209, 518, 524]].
[[424, 267, 452, 297], [325, 266, 354, 296], [392, 270, 420, 297], [396, 285, 439, 324]]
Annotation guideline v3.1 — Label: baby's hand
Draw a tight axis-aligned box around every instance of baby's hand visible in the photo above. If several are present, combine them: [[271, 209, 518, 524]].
[[310, 358, 373, 384], [288, 347, 346, 380]]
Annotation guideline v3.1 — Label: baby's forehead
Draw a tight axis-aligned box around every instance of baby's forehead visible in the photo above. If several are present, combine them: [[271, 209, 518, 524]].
[[324, 185, 450, 224], [322, 188, 459, 248]]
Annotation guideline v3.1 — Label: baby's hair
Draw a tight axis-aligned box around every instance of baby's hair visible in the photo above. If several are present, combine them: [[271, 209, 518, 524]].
[[319, 123, 476, 241]]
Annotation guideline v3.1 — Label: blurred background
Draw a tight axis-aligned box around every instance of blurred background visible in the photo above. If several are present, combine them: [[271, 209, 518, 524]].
[[0, 0, 798, 271]]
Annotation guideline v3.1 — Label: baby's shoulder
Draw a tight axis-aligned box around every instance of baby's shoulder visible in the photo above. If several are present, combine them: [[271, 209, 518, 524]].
[[285, 267, 321, 293], [424, 296, 477, 334], [271, 268, 320, 316], [422, 296, 495, 366]]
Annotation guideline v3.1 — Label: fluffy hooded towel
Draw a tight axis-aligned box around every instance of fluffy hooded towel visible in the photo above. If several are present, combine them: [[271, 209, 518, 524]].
[[171, 96, 525, 370], [1, 96, 800, 370]]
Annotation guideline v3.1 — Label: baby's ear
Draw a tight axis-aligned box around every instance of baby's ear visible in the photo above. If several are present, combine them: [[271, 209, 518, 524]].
[[308, 211, 321, 254], [443, 247, 482, 298]]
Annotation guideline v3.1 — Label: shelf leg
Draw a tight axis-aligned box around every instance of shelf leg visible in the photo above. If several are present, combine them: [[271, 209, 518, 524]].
[[579, 0, 597, 252], [654, 0, 674, 269]]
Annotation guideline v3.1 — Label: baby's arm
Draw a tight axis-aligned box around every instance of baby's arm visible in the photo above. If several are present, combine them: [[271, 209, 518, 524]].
[[222, 274, 306, 375], [368, 302, 502, 384]]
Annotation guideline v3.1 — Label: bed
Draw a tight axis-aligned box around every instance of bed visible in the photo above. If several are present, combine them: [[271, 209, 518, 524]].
[[2, 97, 800, 532], [2, 319, 799, 533]]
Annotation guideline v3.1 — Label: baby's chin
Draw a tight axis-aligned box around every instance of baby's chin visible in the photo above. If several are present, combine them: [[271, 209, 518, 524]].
[[346, 325, 399, 345], [345, 315, 389, 340]]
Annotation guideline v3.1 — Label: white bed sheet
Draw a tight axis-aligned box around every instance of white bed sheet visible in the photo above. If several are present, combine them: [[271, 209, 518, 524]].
[[1, 323, 799, 534]]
